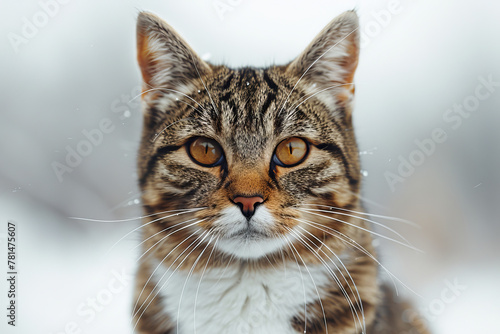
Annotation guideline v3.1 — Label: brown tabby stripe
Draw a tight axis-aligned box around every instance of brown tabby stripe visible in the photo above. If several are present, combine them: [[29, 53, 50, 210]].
[[315, 142, 359, 186], [139, 145, 181, 187]]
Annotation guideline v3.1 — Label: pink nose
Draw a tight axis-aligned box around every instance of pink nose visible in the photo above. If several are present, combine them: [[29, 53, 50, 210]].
[[233, 196, 264, 219]]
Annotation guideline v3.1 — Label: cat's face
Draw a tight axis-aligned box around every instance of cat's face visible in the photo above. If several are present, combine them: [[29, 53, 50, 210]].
[[136, 12, 361, 260]]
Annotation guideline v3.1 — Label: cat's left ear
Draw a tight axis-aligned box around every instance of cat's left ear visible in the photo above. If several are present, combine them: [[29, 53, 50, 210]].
[[286, 11, 359, 111], [136, 12, 211, 94]]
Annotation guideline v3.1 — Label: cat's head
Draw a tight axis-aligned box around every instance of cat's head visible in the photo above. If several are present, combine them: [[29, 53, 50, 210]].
[[136, 11, 362, 260]]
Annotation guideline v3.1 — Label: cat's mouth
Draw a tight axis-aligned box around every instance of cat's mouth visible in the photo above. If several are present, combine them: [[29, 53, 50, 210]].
[[214, 205, 287, 258], [217, 228, 286, 259], [228, 225, 269, 240]]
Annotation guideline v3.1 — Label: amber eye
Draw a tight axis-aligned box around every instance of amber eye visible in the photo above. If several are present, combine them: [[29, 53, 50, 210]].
[[273, 137, 309, 167], [188, 137, 223, 167]]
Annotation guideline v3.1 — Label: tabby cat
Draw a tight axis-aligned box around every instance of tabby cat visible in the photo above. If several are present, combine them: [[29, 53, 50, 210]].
[[133, 10, 427, 334]]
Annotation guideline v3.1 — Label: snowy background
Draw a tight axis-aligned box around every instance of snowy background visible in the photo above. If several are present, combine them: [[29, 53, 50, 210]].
[[1, 0, 499, 333]]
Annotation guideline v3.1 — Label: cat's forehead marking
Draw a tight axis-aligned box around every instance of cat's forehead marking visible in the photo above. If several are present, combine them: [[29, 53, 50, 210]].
[[194, 67, 323, 161]]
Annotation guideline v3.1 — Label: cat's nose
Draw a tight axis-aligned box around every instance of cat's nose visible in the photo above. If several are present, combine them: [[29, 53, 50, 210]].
[[233, 195, 264, 219]]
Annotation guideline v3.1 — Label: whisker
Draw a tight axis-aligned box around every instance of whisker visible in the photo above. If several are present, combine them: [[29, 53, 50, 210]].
[[152, 117, 194, 142], [135, 219, 205, 262], [68, 208, 202, 223], [297, 209, 423, 253], [280, 235, 310, 333], [299, 207, 415, 246], [132, 230, 209, 330], [131, 228, 203, 318], [293, 225, 366, 333], [297, 217, 396, 289], [177, 233, 215, 334], [193, 237, 220, 334], [131, 218, 198, 251], [106, 208, 202, 254], [296, 218, 423, 298], [281, 235, 327, 334], [299, 204, 420, 228], [341, 188, 389, 212], [285, 227, 363, 333]]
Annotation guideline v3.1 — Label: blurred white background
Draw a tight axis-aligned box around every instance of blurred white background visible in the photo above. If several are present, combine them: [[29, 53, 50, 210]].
[[1, 0, 499, 333]]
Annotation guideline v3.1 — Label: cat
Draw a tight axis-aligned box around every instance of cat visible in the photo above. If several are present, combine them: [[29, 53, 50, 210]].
[[132, 10, 428, 334]]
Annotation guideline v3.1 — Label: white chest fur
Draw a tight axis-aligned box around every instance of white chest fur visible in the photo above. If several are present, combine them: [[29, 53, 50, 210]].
[[152, 261, 332, 334]]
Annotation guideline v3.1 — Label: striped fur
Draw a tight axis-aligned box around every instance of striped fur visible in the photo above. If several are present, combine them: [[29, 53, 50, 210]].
[[132, 11, 427, 334]]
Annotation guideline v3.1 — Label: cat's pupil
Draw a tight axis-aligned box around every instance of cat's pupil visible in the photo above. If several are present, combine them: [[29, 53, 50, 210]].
[[275, 137, 308, 167], [188, 137, 223, 166]]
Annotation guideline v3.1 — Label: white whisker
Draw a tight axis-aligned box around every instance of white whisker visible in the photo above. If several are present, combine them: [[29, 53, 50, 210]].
[[193, 237, 220, 334], [135, 219, 205, 262], [300, 207, 415, 246], [285, 227, 363, 333], [177, 234, 215, 333], [132, 230, 209, 331], [296, 218, 423, 298], [298, 209, 423, 253], [131, 228, 203, 318], [131, 218, 198, 251], [300, 204, 420, 228], [281, 234, 328, 334], [106, 208, 202, 254], [152, 117, 194, 142], [280, 235, 311, 332], [293, 225, 366, 333], [68, 208, 201, 223]]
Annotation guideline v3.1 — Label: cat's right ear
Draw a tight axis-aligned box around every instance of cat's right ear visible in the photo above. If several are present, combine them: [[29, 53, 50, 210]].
[[286, 11, 359, 114], [136, 12, 211, 94]]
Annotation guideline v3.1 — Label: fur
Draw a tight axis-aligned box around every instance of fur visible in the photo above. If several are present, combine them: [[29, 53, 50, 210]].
[[132, 10, 428, 334]]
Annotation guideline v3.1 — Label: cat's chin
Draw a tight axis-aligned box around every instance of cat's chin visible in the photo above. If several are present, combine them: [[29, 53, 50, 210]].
[[213, 206, 287, 259], [216, 236, 287, 260]]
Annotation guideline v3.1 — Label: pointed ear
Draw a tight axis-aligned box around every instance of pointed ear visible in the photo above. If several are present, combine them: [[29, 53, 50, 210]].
[[286, 11, 359, 108], [136, 12, 211, 94]]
